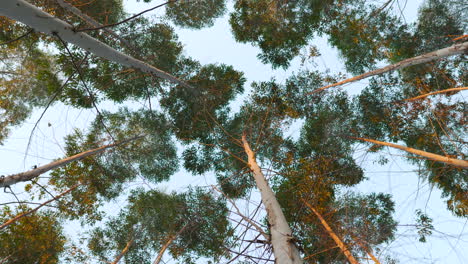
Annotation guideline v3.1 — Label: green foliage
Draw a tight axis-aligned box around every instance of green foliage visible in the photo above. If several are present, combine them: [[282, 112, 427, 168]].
[[229, 0, 330, 68], [161, 63, 245, 141], [0, 206, 66, 264], [88, 188, 233, 263], [49, 108, 178, 222], [166, 0, 227, 29], [0, 0, 466, 262], [415, 209, 434, 243], [0, 46, 61, 143]]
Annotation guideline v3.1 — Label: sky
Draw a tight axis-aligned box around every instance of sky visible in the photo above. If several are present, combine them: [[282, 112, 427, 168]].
[[0, 0, 467, 263]]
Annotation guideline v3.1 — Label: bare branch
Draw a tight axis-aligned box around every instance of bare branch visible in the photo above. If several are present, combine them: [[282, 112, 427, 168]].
[[0, 184, 80, 230]]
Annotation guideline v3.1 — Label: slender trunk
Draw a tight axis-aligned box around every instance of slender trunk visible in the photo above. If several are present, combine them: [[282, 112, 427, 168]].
[[350, 234, 381, 264], [0, 135, 144, 188], [111, 237, 135, 264], [153, 223, 189, 264], [310, 41, 468, 94], [352, 137, 468, 169], [0, 0, 189, 88], [360, 244, 380, 264], [302, 200, 360, 264], [0, 184, 80, 230], [54, 0, 133, 49], [241, 134, 303, 264], [404, 87, 467, 101]]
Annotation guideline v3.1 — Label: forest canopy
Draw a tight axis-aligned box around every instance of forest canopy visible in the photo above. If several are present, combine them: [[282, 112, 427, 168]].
[[0, 0, 466, 263]]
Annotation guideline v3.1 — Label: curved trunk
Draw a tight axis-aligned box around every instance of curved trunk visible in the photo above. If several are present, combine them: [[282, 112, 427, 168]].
[[0, 0, 189, 88], [242, 134, 303, 264]]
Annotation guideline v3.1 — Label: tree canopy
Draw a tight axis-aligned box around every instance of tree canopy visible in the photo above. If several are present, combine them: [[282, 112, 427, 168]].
[[0, 0, 466, 263]]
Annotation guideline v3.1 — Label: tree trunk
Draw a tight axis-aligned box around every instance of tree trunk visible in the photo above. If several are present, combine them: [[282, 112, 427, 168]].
[[302, 200, 360, 264], [242, 134, 303, 264], [351, 235, 381, 264], [153, 223, 189, 264], [310, 41, 468, 94], [0, 184, 80, 230], [0, 0, 189, 88], [111, 237, 135, 264], [353, 137, 468, 169], [0, 135, 144, 188], [404, 87, 467, 101]]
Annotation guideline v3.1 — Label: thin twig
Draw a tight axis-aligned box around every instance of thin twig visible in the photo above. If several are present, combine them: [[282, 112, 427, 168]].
[[76, 1, 175, 32]]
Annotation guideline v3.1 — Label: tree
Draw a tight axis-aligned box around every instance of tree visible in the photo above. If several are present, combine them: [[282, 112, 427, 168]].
[[0, 0, 466, 263]]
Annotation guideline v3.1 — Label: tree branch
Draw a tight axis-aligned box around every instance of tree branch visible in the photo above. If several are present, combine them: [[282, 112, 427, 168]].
[[0, 135, 144, 188], [0, 184, 80, 230], [404, 87, 467, 101], [309, 41, 468, 94], [302, 200, 360, 264], [352, 137, 468, 169]]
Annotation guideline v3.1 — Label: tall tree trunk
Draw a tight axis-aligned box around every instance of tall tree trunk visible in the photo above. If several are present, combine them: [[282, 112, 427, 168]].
[[153, 223, 189, 264], [0, 184, 80, 230], [302, 200, 360, 264], [242, 134, 303, 264], [0, 135, 144, 188], [0, 0, 189, 88], [353, 137, 468, 169], [310, 41, 468, 94]]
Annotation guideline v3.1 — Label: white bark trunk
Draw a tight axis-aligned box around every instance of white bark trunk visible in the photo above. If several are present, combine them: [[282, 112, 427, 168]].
[[0, 135, 144, 188], [353, 137, 468, 169], [311, 41, 468, 94], [242, 135, 302, 264], [0, 0, 189, 88]]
